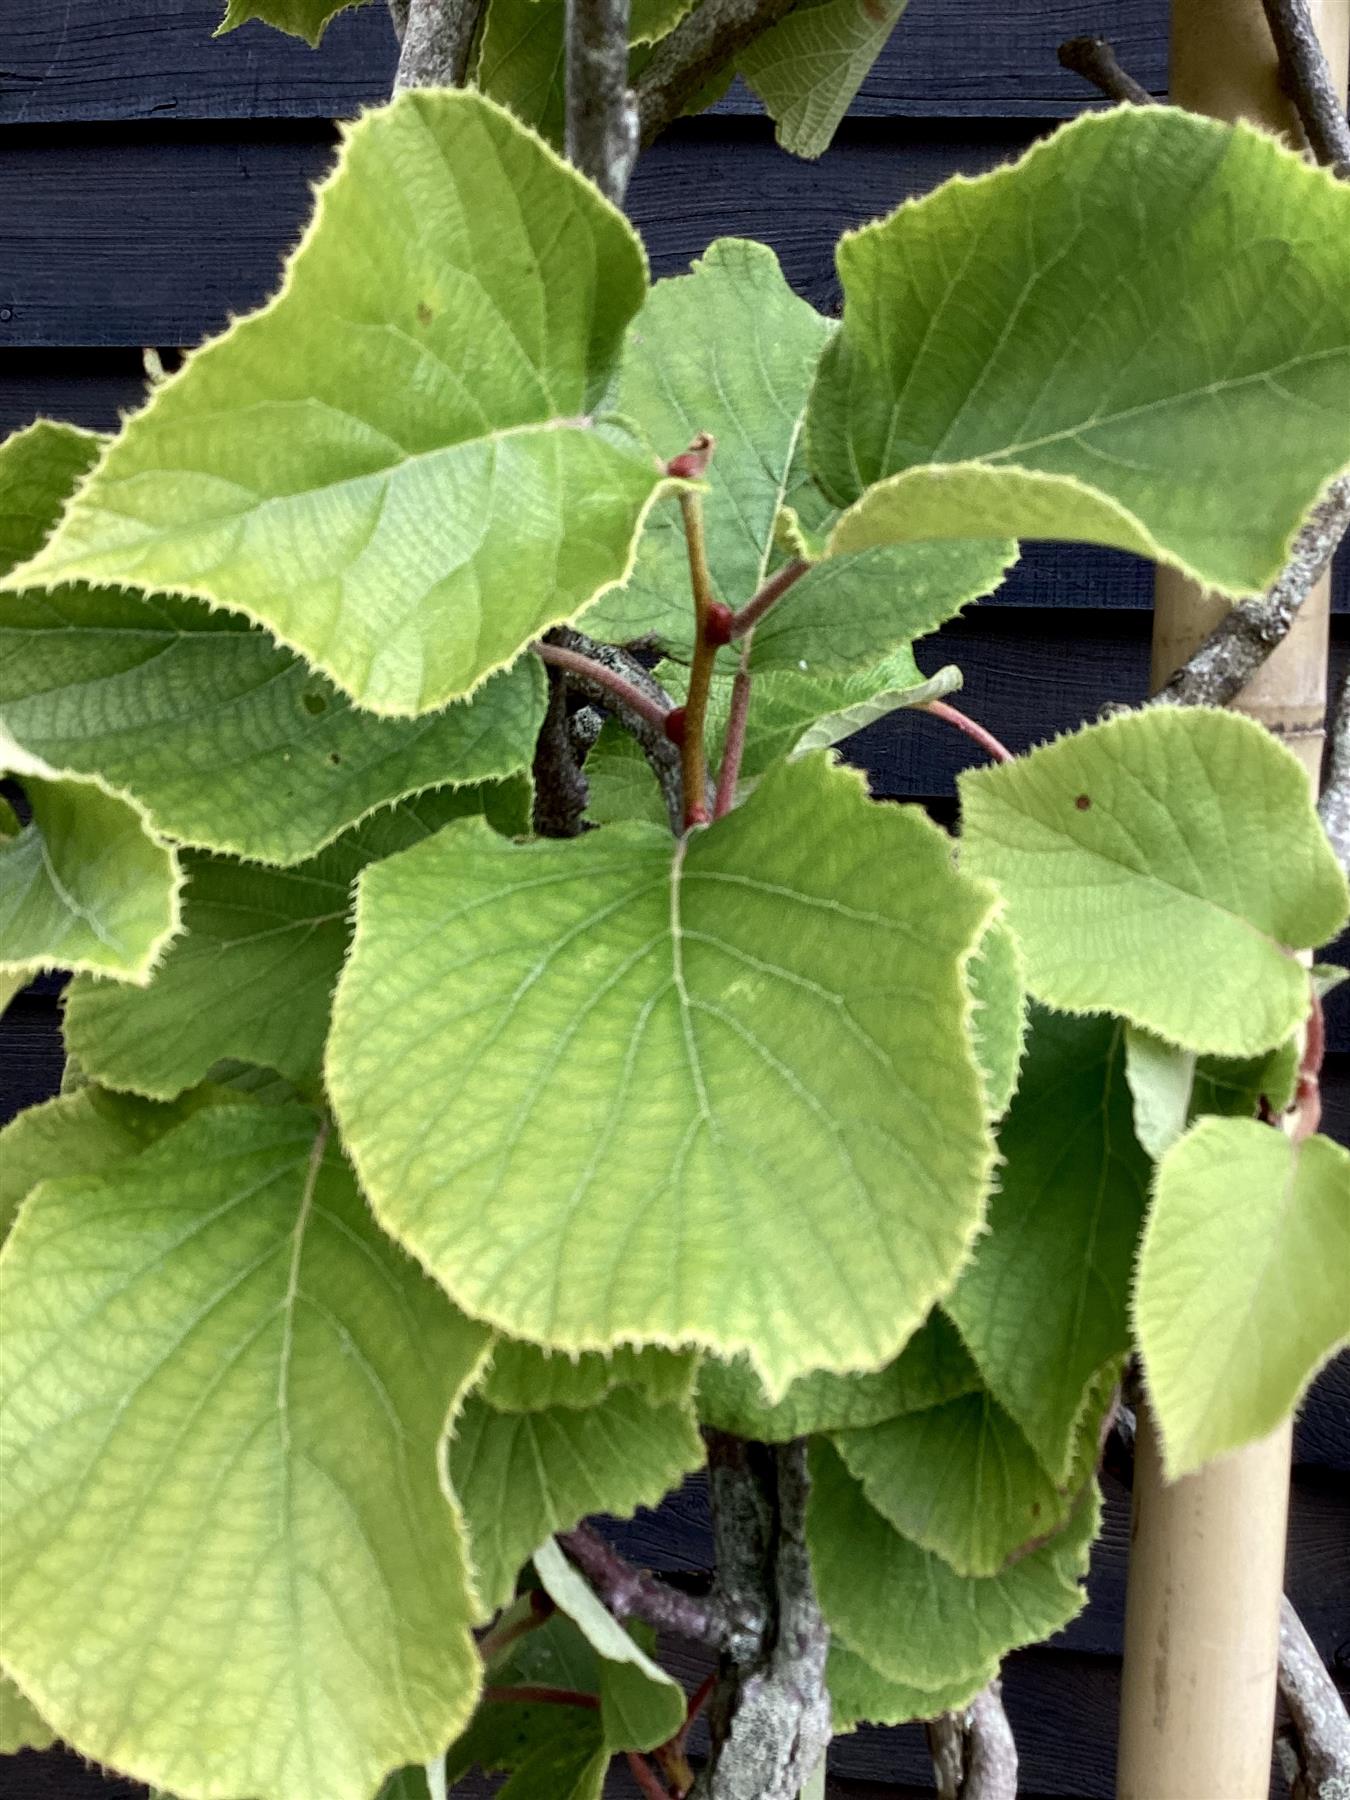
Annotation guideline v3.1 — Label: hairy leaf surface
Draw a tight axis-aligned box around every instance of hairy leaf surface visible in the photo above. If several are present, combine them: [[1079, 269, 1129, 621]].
[[741, 0, 912, 158], [330, 754, 996, 1393], [809, 109, 1350, 593], [827, 1643, 993, 1732], [0, 1675, 56, 1754], [832, 1385, 1091, 1577], [0, 1105, 489, 1800], [8, 95, 662, 716], [450, 1389, 704, 1615], [481, 1341, 699, 1412], [63, 787, 500, 1100], [217, 0, 364, 45], [807, 1442, 1095, 1689], [1135, 1117, 1350, 1476], [0, 422, 544, 866], [959, 709, 1348, 1056], [696, 1310, 981, 1441], [0, 732, 181, 989], [946, 1010, 1150, 1481], [0, 1083, 220, 1243], [966, 917, 1026, 1121]]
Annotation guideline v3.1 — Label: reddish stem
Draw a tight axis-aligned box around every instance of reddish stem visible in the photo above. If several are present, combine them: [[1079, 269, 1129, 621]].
[[476, 1590, 554, 1666], [713, 655, 752, 819], [627, 1751, 677, 1799], [533, 640, 670, 733], [728, 557, 809, 638], [1291, 989, 1325, 1142], [481, 1684, 600, 1711], [922, 699, 1014, 764], [673, 1673, 716, 1755]]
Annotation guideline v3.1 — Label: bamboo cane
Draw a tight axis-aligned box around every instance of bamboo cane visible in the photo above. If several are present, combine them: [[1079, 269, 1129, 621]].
[[1119, 7, 1349, 1795]]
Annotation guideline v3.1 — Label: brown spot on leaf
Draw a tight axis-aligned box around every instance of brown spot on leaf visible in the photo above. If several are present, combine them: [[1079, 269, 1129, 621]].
[[1075, 794, 1092, 811], [416, 301, 433, 326]]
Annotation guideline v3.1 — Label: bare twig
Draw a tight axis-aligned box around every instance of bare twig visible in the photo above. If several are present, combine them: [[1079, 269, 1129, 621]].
[[634, 0, 800, 146], [557, 1523, 734, 1650], [1278, 1595, 1350, 1799], [1156, 477, 1350, 710], [532, 656, 591, 837], [566, 0, 640, 203], [927, 1682, 1018, 1800], [1262, 0, 1350, 177], [549, 627, 686, 834], [394, 0, 482, 88], [1057, 36, 1156, 105], [1319, 671, 1350, 876], [693, 1439, 831, 1800], [534, 639, 671, 734]]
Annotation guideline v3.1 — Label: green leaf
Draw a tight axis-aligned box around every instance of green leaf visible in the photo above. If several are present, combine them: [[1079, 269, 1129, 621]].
[[966, 917, 1026, 1121], [534, 1540, 686, 1754], [330, 753, 997, 1394], [0, 1674, 56, 1754], [696, 1309, 981, 1440], [809, 109, 1350, 594], [450, 1388, 704, 1615], [0, 730, 182, 988], [946, 1009, 1150, 1482], [827, 1642, 993, 1733], [0, 1082, 220, 1243], [0, 422, 546, 867], [832, 1383, 1095, 1578], [62, 786, 498, 1100], [1134, 1117, 1350, 1477], [446, 1608, 605, 1787], [747, 538, 1015, 678], [481, 1341, 699, 1412], [7, 95, 663, 717], [1190, 1040, 1300, 1122], [776, 660, 964, 762], [740, 0, 911, 159], [216, 0, 365, 46], [583, 723, 672, 829], [497, 1740, 609, 1799], [807, 1441, 1096, 1689], [959, 708, 1349, 1056], [0, 1104, 490, 1800], [583, 239, 832, 652], [1125, 1026, 1196, 1161], [474, 0, 567, 145]]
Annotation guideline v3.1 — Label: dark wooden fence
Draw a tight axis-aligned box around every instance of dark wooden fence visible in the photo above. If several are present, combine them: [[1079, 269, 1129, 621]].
[[1, 3, 1346, 1795]]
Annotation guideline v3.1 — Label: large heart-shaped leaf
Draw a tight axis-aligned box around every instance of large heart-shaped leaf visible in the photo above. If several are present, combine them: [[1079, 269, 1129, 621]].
[[809, 108, 1350, 594], [0, 422, 545, 866], [217, 0, 366, 47], [330, 753, 996, 1394], [0, 1104, 490, 1800], [6, 94, 664, 717], [480, 1340, 698, 1412], [826, 1642, 993, 1732], [1134, 1117, 1350, 1476], [959, 709, 1348, 1057]]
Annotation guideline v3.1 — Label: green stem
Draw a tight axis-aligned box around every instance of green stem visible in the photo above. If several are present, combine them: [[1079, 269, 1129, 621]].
[[729, 557, 809, 638], [714, 645, 753, 818]]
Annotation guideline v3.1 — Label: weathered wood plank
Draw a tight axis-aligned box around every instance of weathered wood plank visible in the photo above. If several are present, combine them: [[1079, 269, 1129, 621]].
[[0, 0, 1168, 127], [0, 117, 1041, 346]]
